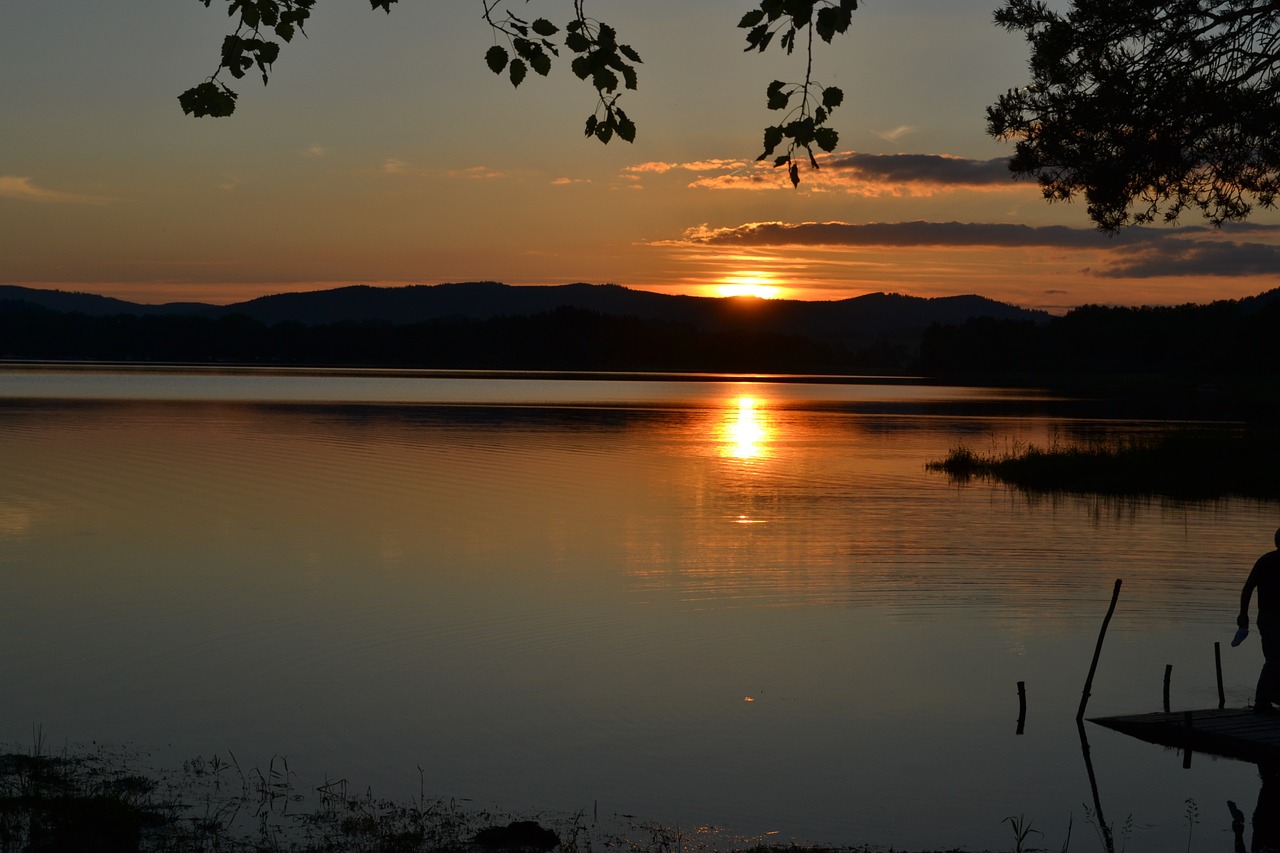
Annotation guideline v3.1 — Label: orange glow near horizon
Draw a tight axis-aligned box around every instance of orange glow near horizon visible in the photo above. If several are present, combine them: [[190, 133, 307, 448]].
[[715, 272, 783, 300]]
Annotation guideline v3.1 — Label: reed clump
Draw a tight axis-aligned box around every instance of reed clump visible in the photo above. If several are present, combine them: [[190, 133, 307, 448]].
[[927, 428, 1280, 501], [0, 746, 168, 852]]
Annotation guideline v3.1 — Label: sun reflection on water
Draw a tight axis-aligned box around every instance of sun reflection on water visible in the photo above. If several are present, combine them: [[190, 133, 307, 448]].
[[721, 395, 772, 460]]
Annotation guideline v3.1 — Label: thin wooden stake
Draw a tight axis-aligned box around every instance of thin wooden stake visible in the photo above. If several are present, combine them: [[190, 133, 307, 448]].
[[1078, 578, 1123, 722], [1016, 681, 1026, 735], [1215, 641, 1226, 710], [1163, 664, 1173, 712], [1077, 720, 1115, 853], [1183, 710, 1194, 768]]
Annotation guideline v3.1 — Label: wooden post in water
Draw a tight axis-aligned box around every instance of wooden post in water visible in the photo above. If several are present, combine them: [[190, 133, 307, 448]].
[[1183, 710, 1194, 768], [1163, 664, 1173, 712], [1078, 579, 1123, 722], [1016, 681, 1026, 735], [1215, 641, 1226, 709], [1076, 719, 1115, 853]]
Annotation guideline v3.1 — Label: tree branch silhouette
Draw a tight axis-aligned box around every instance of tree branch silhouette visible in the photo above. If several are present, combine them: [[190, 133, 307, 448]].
[[740, 0, 853, 186], [988, 0, 1280, 231], [177, 1, 852, 187], [178, 0, 1280, 227]]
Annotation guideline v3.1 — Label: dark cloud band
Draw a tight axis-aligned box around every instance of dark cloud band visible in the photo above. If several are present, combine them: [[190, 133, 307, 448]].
[[679, 220, 1280, 278], [823, 153, 1014, 186], [685, 220, 1144, 248]]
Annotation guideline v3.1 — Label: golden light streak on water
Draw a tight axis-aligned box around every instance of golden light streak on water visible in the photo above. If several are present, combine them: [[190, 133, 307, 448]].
[[722, 395, 772, 460]]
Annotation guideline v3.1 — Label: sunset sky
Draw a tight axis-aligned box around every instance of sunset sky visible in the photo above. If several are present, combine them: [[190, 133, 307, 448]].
[[4, 0, 1279, 313]]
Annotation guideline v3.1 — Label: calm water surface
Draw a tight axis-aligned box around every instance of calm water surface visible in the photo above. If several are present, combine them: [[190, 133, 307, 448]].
[[0, 366, 1275, 851]]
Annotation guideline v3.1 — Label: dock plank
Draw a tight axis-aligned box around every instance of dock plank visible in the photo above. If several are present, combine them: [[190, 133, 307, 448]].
[[1091, 708, 1280, 763]]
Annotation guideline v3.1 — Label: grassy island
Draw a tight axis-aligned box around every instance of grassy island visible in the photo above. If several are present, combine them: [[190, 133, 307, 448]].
[[927, 428, 1280, 501]]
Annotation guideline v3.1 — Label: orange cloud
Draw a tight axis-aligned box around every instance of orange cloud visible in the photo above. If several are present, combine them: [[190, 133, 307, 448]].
[[875, 125, 917, 142], [625, 161, 679, 175], [622, 159, 754, 189], [624, 159, 749, 175], [382, 160, 508, 180], [382, 158, 414, 175], [447, 165, 507, 180], [0, 176, 111, 205], [686, 169, 780, 191]]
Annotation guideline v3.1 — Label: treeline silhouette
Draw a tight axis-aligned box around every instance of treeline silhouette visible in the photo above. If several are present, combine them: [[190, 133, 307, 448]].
[[0, 301, 909, 373], [5, 291, 1279, 382], [920, 297, 1280, 378]]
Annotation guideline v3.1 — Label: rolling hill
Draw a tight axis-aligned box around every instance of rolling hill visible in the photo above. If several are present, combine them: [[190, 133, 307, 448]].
[[0, 281, 1048, 352]]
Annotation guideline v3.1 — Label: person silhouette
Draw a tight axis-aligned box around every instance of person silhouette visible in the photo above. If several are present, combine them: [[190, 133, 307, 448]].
[[1232, 764, 1280, 853], [1256, 763, 1280, 853], [1239, 528, 1280, 713]]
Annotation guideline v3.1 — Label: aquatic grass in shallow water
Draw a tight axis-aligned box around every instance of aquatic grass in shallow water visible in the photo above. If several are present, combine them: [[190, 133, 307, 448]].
[[1, 739, 1163, 853], [0, 737, 507, 853], [0, 744, 169, 852], [1002, 814, 1040, 853], [926, 428, 1280, 501], [3, 740, 931, 853]]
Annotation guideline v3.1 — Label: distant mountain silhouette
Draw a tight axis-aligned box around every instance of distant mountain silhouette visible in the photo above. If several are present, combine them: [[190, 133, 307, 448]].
[[5, 283, 1280, 386], [0, 285, 212, 319], [0, 281, 1047, 351]]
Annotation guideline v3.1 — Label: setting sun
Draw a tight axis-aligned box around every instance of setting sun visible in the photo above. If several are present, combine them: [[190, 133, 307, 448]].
[[716, 273, 782, 300]]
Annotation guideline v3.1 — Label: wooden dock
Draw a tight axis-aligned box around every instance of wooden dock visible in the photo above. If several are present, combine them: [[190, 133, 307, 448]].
[[1091, 708, 1280, 764]]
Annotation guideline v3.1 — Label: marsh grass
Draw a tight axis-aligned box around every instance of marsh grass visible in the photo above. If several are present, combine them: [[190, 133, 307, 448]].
[[926, 428, 1280, 501], [0, 737, 170, 852], [1, 738, 923, 853], [1002, 814, 1040, 853], [0, 736, 534, 853]]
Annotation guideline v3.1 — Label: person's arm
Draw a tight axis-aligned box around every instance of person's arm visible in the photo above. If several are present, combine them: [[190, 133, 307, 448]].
[[1240, 560, 1262, 628]]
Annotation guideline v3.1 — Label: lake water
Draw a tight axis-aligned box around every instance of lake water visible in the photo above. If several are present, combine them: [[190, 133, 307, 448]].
[[1, 365, 1275, 852]]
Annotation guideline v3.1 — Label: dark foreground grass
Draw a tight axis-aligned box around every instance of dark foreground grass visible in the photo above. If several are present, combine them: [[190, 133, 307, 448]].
[[927, 428, 1280, 501], [0, 739, 973, 853]]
